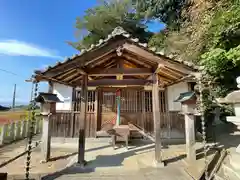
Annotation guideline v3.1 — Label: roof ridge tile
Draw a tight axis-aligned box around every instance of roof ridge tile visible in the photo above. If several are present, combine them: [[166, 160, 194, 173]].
[[37, 26, 200, 74]]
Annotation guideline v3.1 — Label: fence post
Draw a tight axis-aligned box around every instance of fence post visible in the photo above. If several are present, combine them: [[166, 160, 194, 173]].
[[21, 120, 27, 138], [15, 121, 21, 140], [0, 124, 8, 145], [35, 118, 39, 134], [9, 122, 15, 142], [26, 120, 30, 138]]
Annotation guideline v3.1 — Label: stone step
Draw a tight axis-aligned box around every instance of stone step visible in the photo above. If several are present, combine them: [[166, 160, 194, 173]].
[[230, 152, 240, 170], [222, 163, 240, 180], [214, 173, 228, 180], [214, 164, 229, 180]]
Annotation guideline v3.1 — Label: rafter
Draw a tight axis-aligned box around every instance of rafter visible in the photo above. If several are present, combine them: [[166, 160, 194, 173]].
[[42, 39, 127, 76], [68, 74, 82, 84], [123, 53, 153, 68], [86, 53, 117, 68], [76, 69, 93, 80], [123, 43, 194, 74], [53, 68, 76, 80]]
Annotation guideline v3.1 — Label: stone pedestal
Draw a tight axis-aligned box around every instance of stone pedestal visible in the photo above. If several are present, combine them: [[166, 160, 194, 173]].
[[236, 145, 240, 154], [226, 116, 240, 155], [185, 114, 196, 163], [41, 114, 51, 162]]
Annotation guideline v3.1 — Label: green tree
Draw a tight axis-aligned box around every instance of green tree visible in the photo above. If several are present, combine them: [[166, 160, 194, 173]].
[[71, 0, 153, 50], [134, 0, 188, 29]]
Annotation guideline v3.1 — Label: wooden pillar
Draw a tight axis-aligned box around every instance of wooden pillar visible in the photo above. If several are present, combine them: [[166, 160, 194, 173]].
[[142, 90, 146, 132], [71, 87, 76, 137], [94, 88, 98, 137], [116, 89, 121, 126], [48, 81, 53, 93], [78, 75, 88, 165], [152, 73, 164, 167], [185, 114, 196, 163]]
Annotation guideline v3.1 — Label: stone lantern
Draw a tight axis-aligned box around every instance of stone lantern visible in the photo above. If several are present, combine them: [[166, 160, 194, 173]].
[[217, 77, 240, 155], [175, 91, 197, 163], [35, 92, 62, 162]]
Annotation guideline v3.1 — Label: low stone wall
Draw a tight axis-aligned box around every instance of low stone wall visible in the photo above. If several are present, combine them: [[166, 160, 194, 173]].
[[0, 118, 42, 145]]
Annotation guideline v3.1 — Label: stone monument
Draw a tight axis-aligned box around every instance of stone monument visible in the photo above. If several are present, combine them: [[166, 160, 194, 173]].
[[217, 77, 240, 154], [175, 91, 198, 163], [35, 92, 62, 162]]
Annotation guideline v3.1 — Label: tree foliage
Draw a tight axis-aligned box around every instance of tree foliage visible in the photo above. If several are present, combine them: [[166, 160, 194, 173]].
[[134, 0, 188, 29], [71, 0, 152, 50], [70, 0, 240, 103]]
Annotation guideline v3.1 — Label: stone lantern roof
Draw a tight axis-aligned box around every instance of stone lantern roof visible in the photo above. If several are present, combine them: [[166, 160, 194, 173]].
[[217, 90, 240, 104], [217, 77, 240, 104], [174, 91, 196, 103], [35, 92, 62, 103]]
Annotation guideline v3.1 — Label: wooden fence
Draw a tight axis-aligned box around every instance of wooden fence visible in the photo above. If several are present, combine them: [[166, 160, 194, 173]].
[[0, 118, 42, 145], [48, 88, 185, 139], [49, 111, 184, 139], [49, 111, 96, 138]]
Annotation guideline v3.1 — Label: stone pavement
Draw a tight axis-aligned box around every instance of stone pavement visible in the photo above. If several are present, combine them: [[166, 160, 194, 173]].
[[40, 139, 192, 180], [1, 138, 194, 180], [41, 165, 190, 180], [0, 135, 40, 167]]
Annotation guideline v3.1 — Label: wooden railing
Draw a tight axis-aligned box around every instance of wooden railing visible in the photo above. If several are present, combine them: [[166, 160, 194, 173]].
[[0, 118, 42, 145]]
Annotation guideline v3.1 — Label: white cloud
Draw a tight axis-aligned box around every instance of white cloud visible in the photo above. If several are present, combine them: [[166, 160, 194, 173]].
[[0, 40, 62, 59]]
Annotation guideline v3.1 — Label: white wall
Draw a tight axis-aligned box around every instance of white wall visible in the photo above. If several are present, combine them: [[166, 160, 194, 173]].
[[53, 83, 73, 111], [167, 82, 189, 111]]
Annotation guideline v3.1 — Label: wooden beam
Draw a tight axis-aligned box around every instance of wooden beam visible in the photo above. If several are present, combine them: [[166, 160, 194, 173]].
[[123, 60, 138, 68], [48, 81, 53, 93], [164, 74, 194, 87], [76, 69, 93, 80], [71, 87, 76, 137], [83, 79, 153, 86], [42, 39, 126, 76], [160, 65, 186, 77], [124, 50, 157, 66], [146, 64, 178, 84], [35, 74, 75, 87], [89, 68, 153, 76], [78, 75, 88, 165], [152, 73, 163, 165], [158, 75, 172, 83], [86, 53, 116, 68], [53, 68, 76, 80], [99, 59, 117, 68], [68, 75, 82, 84], [123, 43, 194, 74], [144, 86, 165, 91], [158, 71, 179, 81], [123, 53, 153, 68], [62, 72, 80, 82]]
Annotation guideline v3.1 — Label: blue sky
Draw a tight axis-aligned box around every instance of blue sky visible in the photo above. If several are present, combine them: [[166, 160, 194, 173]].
[[0, 0, 164, 106]]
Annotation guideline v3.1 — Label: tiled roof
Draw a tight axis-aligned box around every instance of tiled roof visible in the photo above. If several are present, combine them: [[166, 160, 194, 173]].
[[40, 27, 200, 73]]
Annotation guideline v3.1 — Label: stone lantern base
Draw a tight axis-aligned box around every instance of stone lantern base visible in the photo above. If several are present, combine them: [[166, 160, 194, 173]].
[[226, 116, 240, 154]]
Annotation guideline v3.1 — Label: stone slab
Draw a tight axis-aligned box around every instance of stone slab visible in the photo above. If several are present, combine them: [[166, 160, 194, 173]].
[[236, 144, 240, 154]]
